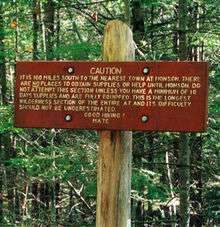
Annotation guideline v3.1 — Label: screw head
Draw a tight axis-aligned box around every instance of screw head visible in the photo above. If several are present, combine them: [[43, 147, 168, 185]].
[[143, 67, 150, 75], [141, 115, 148, 123], [67, 67, 74, 74], [65, 114, 72, 122]]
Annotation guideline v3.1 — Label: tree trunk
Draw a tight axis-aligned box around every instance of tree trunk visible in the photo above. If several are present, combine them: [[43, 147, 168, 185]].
[[0, 135, 4, 223], [178, 0, 188, 61], [133, 132, 146, 226], [5, 135, 17, 223], [173, 6, 178, 60], [96, 20, 135, 227], [178, 0, 190, 226], [0, 3, 6, 221], [131, 0, 145, 43], [32, 0, 39, 60], [146, 133, 154, 221], [166, 151, 177, 227], [42, 1, 56, 224], [124, 0, 131, 26], [55, 2, 60, 60], [150, 6, 155, 52], [31, 1, 40, 219], [190, 134, 203, 227], [44, 0, 55, 60], [0, 2, 7, 105], [189, 4, 203, 226], [31, 182, 39, 218], [178, 134, 190, 227], [39, 182, 50, 221]]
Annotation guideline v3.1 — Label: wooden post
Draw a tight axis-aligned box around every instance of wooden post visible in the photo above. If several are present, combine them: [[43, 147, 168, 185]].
[[96, 20, 135, 227]]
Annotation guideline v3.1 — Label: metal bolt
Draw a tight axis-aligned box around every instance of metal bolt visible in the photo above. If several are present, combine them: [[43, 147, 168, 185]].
[[141, 115, 148, 123], [143, 67, 150, 75], [67, 67, 74, 74], [65, 114, 72, 122]]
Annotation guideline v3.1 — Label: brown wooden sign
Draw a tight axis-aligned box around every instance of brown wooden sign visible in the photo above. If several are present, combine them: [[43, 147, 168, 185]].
[[14, 61, 208, 132]]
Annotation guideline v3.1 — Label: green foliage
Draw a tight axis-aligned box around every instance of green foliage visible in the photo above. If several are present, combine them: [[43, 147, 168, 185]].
[[0, 105, 21, 134], [140, 0, 175, 7], [9, 143, 96, 180], [8, 130, 98, 202], [203, 182, 220, 222], [132, 168, 169, 202], [53, 42, 101, 60]]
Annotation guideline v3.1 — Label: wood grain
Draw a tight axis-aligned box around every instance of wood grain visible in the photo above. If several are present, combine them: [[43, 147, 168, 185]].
[[96, 20, 135, 227]]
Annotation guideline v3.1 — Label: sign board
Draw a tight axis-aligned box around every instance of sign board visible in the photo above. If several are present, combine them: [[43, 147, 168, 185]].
[[14, 61, 208, 132]]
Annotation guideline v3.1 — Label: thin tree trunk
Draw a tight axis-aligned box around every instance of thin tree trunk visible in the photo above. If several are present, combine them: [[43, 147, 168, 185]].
[[133, 132, 146, 226], [146, 133, 154, 221], [178, 134, 190, 227], [56, 2, 60, 60], [178, 0, 190, 226], [131, 0, 145, 42], [150, 6, 154, 52], [54, 5, 61, 219], [0, 2, 7, 105], [165, 151, 177, 227], [7, 2, 19, 221], [178, 0, 187, 60], [5, 135, 16, 223], [190, 134, 203, 226], [14, 0, 18, 63], [39, 1, 46, 59], [68, 189, 74, 223], [21, 181, 29, 217], [189, 4, 203, 227], [44, 0, 55, 60], [124, 0, 131, 26], [0, 135, 4, 223], [173, 8, 178, 60], [0, 4, 7, 223], [31, 182, 39, 218], [39, 182, 50, 221], [31, 0, 40, 219], [44, 2, 56, 224], [55, 182, 60, 219], [33, 0, 39, 60]]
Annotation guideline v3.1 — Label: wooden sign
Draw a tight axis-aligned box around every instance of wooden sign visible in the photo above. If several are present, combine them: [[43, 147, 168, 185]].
[[14, 61, 208, 132]]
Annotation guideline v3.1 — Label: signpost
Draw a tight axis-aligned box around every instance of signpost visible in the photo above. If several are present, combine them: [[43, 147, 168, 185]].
[[15, 61, 208, 132], [14, 20, 208, 227]]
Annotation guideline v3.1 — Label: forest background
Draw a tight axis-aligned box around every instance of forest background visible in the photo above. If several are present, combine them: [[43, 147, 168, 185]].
[[0, 0, 219, 226]]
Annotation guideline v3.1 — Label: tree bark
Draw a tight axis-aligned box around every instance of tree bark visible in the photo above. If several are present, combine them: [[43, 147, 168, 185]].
[[178, 0, 191, 226], [96, 20, 135, 227], [0, 2, 7, 105], [124, 0, 131, 26], [132, 133, 146, 226], [32, 0, 39, 60], [5, 135, 17, 223], [189, 4, 203, 226], [178, 0, 188, 61], [31, 1, 40, 219], [131, 0, 145, 42], [44, 0, 55, 60], [55, 2, 60, 60], [0, 3, 6, 220], [0, 136, 4, 223], [190, 134, 203, 227], [178, 134, 190, 227], [166, 151, 177, 227]]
